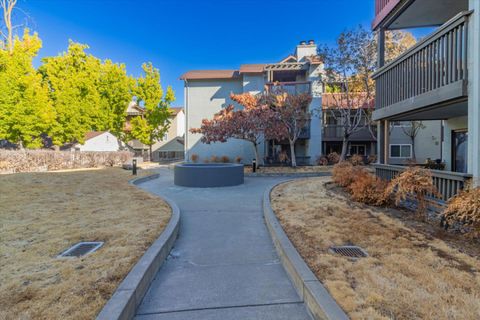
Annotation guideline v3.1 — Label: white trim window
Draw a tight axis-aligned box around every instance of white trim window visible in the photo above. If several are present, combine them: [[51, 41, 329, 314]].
[[390, 144, 412, 158]]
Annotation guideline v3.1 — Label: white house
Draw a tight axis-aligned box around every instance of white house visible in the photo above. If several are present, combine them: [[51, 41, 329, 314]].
[[75, 131, 122, 152]]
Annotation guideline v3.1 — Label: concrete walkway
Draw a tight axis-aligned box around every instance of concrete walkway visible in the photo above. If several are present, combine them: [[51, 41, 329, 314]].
[[134, 168, 312, 320]]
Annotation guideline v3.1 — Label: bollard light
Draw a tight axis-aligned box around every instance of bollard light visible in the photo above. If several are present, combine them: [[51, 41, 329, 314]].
[[252, 158, 256, 173], [132, 159, 137, 175]]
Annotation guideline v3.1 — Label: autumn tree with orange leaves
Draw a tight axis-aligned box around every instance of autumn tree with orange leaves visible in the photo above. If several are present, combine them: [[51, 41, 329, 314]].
[[190, 93, 278, 166]]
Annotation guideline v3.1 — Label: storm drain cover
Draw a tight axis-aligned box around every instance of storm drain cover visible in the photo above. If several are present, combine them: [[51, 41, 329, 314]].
[[329, 245, 368, 258], [58, 241, 104, 258]]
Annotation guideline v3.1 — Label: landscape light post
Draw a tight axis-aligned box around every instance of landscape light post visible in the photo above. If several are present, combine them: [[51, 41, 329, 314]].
[[132, 159, 137, 175], [252, 159, 256, 173]]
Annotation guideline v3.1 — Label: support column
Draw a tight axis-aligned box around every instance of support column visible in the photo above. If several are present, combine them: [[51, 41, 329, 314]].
[[377, 28, 386, 68], [377, 121, 385, 163], [468, 0, 480, 185]]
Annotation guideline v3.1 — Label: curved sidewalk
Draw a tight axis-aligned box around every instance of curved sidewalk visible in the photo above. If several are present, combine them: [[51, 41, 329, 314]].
[[134, 168, 312, 320]]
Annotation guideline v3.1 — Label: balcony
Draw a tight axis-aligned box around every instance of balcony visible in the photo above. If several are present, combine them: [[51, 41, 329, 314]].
[[265, 81, 311, 95], [373, 0, 468, 31], [322, 125, 376, 141], [298, 120, 311, 139], [373, 11, 471, 121]]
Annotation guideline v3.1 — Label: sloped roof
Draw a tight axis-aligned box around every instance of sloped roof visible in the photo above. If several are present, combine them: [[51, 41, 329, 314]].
[[170, 107, 183, 116], [322, 93, 375, 109], [179, 70, 240, 80], [279, 55, 298, 63], [239, 64, 266, 73], [84, 131, 107, 141]]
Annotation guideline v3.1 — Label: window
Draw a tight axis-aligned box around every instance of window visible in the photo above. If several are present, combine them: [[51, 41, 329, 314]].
[[349, 144, 366, 156], [162, 133, 168, 141], [390, 144, 412, 158], [391, 121, 412, 128]]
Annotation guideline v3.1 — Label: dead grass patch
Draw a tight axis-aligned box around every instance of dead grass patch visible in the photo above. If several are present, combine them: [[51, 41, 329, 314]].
[[0, 168, 171, 320], [271, 177, 480, 320]]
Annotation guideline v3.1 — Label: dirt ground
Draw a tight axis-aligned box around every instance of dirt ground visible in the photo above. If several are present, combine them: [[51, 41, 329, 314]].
[[271, 177, 480, 320], [0, 168, 171, 320], [244, 165, 333, 174]]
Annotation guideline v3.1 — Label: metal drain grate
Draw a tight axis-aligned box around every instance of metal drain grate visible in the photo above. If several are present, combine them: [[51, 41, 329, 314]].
[[329, 245, 368, 258], [58, 242, 104, 258]]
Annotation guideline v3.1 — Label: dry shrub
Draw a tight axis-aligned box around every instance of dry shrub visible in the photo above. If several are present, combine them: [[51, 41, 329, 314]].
[[235, 156, 242, 163], [366, 154, 377, 164], [327, 152, 340, 165], [0, 150, 132, 173], [444, 187, 480, 236], [221, 155, 230, 163], [385, 167, 440, 218], [191, 154, 199, 163], [349, 154, 364, 166], [348, 171, 391, 206], [332, 162, 361, 187], [316, 155, 329, 166], [210, 155, 220, 163]]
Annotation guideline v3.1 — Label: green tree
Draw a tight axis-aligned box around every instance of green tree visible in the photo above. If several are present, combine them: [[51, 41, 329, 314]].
[[130, 63, 174, 160], [97, 60, 134, 144], [40, 41, 102, 146], [40, 41, 134, 146], [0, 29, 55, 148]]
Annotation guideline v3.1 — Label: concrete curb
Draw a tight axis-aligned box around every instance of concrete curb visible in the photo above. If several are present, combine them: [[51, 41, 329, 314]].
[[247, 172, 331, 178], [263, 180, 349, 320], [96, 173, 180, 320]]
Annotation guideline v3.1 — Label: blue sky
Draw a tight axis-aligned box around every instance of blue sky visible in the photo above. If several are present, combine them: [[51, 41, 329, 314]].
[[21, 0, 376, 106]]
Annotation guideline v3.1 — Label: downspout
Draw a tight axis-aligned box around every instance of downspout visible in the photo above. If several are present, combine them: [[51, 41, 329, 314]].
[[184, 79, 189, 162]]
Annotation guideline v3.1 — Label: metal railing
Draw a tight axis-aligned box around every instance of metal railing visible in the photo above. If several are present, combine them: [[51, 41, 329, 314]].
[[375, 0, 398, 16], [265, 81, 311, 95], [373, 164, 472, 201], [373, 11, 471, 110], [322, 125, 376, 140]]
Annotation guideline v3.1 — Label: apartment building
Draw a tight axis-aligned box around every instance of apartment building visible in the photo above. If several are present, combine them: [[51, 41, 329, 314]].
[[372, 0, 479, 199], [181, 41, 323, 165]]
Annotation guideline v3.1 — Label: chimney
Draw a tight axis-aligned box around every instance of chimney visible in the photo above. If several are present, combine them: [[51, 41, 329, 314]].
[[295, 39, 317, 62]]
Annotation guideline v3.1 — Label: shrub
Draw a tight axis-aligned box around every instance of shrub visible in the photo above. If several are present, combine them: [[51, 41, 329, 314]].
[[349, 154, 364, 166], [327, 152, 340, 165], [348, 171, 391, 206], [191, 154, 199, 163], [444, 187, 480, 236], [316, 155, 328, 166], [0, 150, 132, 173], [332, 162, 360, 187], [234, 156, 242, 163], [210, 155, 219, 163], [385, 167, 440, 218], [366, 154, 377, 164], [221, 155, 230, 163]]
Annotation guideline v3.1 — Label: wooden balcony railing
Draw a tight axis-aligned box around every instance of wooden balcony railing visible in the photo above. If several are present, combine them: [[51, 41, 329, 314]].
[[265, 81, 311, 95], [373, 164, 472, 201], [373, 11, 471, 111]]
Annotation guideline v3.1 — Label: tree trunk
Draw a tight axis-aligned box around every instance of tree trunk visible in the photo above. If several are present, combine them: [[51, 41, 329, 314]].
[[289, 140, 297, 167], [340, 137, 349, 161], [411, 136, 416, 162], [252, 142, 262, 168]]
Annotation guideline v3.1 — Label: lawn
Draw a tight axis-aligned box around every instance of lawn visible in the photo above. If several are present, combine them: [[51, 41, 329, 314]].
[[0, 168, 171, 319], [271, 177, 480, 320]]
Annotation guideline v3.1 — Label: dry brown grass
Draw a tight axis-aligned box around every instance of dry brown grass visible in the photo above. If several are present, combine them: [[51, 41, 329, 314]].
[[271, 177, 480, 320], [0, 168, 171, 320]]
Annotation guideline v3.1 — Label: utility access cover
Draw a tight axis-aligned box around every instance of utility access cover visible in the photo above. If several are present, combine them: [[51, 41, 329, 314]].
[[58, 241, 104, 258], [329, 245, 368, 258]]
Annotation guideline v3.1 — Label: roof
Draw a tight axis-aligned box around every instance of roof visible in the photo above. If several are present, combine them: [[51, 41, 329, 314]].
[[179, 70, 240, 80], [279, 55, 298, 63], [84, 131, 107, 141], [239, 64, 266, 73], [170, 107, 183, 116]]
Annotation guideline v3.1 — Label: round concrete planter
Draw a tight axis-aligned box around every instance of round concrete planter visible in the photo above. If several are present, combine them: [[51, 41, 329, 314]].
[[174, 163, 244, 188]]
